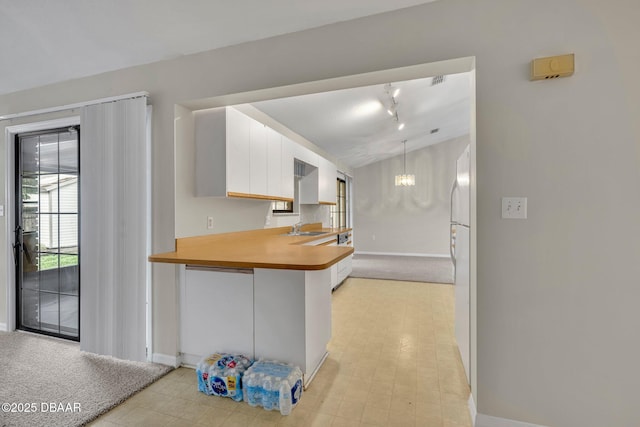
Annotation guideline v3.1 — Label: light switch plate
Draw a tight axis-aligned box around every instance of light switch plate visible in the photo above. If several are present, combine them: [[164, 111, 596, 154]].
[[502, 197, 527, 219]]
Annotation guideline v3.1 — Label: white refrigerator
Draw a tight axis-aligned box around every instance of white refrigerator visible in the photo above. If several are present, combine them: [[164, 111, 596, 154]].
[[450, 145, 470, 383]]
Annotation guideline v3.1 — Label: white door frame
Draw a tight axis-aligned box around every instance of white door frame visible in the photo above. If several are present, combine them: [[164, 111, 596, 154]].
[[4, 116, 80, 333]]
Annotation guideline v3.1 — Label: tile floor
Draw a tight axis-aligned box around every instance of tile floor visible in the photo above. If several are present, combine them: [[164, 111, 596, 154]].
[[91, 278, 471, 427]]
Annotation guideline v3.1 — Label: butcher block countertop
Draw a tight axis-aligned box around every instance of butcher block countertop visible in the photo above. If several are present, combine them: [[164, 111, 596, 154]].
[[148, 223, 353, 270]]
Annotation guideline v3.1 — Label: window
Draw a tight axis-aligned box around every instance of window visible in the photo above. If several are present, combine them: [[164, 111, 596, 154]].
[[273, 200, 293, 213], [331, 178, 347, 228]]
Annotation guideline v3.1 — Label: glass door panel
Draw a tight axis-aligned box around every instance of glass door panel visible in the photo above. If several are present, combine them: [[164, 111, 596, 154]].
[[16, 127, 80, 340]]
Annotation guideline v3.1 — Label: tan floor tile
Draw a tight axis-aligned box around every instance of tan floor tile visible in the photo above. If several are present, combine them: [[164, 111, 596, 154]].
[[93, 279, 471, 427], [100, 401, 139, 423], [87, 420, 121, 427], [254, 409, 285, 423], [276, 407, 311, 426], [365, 393, 391, 411], [116, 406, 172, 426], [248, 417, 279, 427], [316, 397, 343, 416], [361, 404, 389, 426], [330, 416, 356, 427], [221, 411, 257, 427], [389, 396, 417, 417], [305, 412, 334, 427], [387, 411, 418, 427], [159, 415, 201, 427], [195, 407, 233, 426], [336, 398, 365, 421], [417, 415, 445, 427]]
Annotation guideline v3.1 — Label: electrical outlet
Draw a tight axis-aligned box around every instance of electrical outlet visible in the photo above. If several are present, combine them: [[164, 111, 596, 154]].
[[502, 197, 527, 219], [207, 216, 214, 229]]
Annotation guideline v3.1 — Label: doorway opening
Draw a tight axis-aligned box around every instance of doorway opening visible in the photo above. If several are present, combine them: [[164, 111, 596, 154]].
[[177, 57, 476, 391], [14, 126, 80, 340]]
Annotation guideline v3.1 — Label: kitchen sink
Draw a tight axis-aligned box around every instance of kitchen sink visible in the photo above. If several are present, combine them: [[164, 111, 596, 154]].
[[283, 231, 327, 236]]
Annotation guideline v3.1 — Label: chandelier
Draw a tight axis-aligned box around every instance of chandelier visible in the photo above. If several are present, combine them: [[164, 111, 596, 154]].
[[395, 140, 415, 186]]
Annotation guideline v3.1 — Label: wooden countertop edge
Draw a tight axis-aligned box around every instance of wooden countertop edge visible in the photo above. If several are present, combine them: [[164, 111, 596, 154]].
[[149, 225, 354, 270], [148, 247, 354, 270]]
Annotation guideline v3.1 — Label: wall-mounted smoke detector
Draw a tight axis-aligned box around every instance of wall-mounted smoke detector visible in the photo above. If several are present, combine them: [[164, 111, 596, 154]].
[[531, 54, 574, 80]]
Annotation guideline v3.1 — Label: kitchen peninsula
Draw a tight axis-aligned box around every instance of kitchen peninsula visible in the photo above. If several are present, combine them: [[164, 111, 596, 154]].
[[149, 224, 353, 386]]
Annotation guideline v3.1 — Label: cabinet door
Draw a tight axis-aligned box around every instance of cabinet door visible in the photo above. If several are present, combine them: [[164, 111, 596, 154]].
[[281, 137, 295, 200], [291, 142, 319, 168], [180, 266, 255, 364], [194, 108, 227, 197], [250, 118, 268, 196], [266, 127, 283, 199], [318, 157, 337, 204], [226, 107, 252, 194]]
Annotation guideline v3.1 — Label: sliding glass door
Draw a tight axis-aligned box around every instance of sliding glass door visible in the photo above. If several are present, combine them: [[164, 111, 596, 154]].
[[15, 127, 80, 340]]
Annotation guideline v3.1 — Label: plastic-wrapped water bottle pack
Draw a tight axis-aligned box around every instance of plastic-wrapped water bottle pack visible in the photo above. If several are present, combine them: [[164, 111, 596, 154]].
[[196, 353, 253, 402], [243, 360, 303, 415]]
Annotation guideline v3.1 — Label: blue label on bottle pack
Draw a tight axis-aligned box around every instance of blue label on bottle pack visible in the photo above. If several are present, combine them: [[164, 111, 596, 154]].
[[291, 379, 302, 404], [211, 376, 228, 396]]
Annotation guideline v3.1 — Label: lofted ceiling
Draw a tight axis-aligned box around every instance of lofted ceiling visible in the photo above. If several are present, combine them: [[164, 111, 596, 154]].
[[250, 72, 471, 169], [1, 0, 469, 170]]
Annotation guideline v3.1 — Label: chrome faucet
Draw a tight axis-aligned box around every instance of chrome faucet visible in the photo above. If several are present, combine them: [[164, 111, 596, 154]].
[[292, 222, 304, 234]]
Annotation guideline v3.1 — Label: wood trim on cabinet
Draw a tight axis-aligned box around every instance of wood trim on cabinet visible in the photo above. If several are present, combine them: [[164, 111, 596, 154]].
[[227, 192, 294, 203], [319, 201, 337, 205]]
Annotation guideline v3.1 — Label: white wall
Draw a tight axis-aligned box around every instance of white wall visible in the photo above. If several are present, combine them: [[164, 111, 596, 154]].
[[354, 136, 468, 256], [1, 1, 640, 426]]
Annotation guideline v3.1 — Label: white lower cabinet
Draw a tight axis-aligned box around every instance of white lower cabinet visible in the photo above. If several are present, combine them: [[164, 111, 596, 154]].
[[179, 266, 255, 366], [178, 265, 332, 386], [254, 268, 331, 386], [331, 264, 338, 290], [337, 255, 352, 286]]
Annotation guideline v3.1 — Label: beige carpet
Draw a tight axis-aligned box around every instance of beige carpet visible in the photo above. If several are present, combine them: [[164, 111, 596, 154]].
[[0, 331, 172, 427], [350, 254, 454, 284]]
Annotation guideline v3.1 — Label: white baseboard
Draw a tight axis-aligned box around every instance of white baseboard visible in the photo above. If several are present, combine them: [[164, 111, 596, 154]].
[[179, 352, 201, 368], [152, 353, 180, 368], [0, 323, 6, 332], [354, 251, 450, 258], [469, 395, 477, 426], [476, 413, 549, 427]]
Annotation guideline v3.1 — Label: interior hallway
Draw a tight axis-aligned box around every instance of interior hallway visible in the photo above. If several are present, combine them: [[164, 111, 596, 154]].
[[91, 278, 471, 426]]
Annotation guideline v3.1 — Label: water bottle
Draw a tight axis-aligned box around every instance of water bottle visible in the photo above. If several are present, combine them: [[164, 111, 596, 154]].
[[279, 379, 292, 415], [289, 371, 302, 405], [262, 376, 274, 411]]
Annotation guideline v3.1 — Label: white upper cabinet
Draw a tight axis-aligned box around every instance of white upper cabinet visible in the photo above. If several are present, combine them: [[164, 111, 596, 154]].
[[318, 156, 337, 205], [195, 106, 332, 204], [226, 107, 252, 195], [266, 127, 283, 199], [195, 106, 294, 201], [301, 156, 337, 205], [280, 137, 295, 200], [291, 141, 319, 168], [249, 119, 268, 196]]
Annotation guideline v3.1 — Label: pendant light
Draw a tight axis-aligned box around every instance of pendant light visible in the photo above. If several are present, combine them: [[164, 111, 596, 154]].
[[395, 140, 415, 186]]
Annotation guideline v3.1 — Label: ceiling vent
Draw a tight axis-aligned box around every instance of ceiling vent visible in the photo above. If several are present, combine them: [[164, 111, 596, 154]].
[[431, 75, 445, 86]]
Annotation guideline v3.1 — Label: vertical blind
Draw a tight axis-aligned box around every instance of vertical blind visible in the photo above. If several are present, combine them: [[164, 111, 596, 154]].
[[79, 97, 148, 362]]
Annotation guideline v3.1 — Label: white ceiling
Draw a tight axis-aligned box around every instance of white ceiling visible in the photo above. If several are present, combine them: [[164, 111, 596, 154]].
[[250, 72, 471, 169], [1, 0, 469, 170], [0, 0, 437, 96]]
